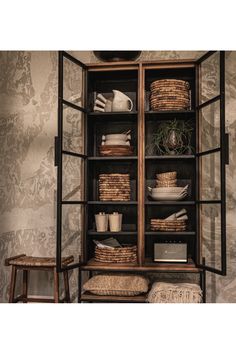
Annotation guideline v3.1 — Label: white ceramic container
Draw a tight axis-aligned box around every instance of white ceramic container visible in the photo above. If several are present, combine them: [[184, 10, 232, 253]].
[[109, 212, 122, 232], [95, 212, 108, 232]]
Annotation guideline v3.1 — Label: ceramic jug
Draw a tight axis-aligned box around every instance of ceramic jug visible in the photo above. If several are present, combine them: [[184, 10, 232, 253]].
[[109, 212, 122, 232], [95, 212, 108, 232], [112, 90, 133, 112]]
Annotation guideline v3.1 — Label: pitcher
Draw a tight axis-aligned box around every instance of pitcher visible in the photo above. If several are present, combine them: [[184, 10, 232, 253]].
[[112, 90, 133, 112]]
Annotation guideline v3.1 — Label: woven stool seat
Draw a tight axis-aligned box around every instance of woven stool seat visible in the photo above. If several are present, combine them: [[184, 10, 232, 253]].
[[5, 254, 74, 303], [7, 255, 74, 268]]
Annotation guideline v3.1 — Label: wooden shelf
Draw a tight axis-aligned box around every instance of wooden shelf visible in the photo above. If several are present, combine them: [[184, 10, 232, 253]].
[[88, 230, 137, 236], [88, 156, 138, 161], [81, 292, 146, 303], [82, 258, 200, 273], [88, 201, 138, 205], [145, 231, 196, 236], [145, 155, 195, 160]]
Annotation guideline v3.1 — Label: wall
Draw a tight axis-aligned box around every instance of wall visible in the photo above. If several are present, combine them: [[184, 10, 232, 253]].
[[0, 51, 235, 302]]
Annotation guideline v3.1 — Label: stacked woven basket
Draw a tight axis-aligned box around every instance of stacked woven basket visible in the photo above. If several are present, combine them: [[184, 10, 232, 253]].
[[99, 173, 131, 201], [150, 219, 187, 232], [94, 245, 137, 263], [156, 171, 177, 187], [150, 79, 190, 111]]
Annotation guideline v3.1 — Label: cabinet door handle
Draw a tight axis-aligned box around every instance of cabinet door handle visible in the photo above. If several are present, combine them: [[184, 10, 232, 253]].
[[225, 133, 229, 165], [54, 136, 59, 166]]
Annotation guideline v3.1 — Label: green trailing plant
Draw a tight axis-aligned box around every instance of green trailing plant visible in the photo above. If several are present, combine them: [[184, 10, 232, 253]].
[[146, 119, 194, 156]]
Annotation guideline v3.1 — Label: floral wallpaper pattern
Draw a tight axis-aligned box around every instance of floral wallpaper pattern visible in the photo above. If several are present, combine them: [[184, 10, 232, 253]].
[[0, 51, 235, 302]]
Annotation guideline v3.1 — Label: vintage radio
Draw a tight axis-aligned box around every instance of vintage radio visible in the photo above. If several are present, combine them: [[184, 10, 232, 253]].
[[154, 242, 188, 263]]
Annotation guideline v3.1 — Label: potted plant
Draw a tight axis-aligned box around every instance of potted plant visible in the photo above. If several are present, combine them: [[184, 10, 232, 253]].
[[146, 119, 194, 156]]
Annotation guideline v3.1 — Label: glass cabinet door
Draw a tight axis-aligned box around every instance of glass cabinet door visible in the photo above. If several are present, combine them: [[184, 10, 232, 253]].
[[196, 51, 229, 275], [55, 51, 87, 271]]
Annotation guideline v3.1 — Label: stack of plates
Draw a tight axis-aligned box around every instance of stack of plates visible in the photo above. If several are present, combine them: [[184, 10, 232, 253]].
[[99, 173, 131, 201], [156, 171, 177, 187], [150, 79, 190, 111], [99, 145, 134, 156], [150, 219, 187, 231]]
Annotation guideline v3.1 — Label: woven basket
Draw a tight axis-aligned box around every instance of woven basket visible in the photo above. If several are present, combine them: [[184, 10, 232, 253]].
[[94, 245, 137, 263]]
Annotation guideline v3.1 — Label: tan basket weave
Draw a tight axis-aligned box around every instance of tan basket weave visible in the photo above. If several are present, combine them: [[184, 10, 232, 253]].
[[94, 245, 137, 263]]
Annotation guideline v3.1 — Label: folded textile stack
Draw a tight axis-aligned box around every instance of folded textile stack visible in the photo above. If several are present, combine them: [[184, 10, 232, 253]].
[[147, 282, 202, 303], [150, 79, 190, 111], [99, 173, 131, 201]]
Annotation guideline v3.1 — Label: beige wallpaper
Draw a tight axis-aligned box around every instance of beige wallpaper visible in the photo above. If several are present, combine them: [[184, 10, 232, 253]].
[[0, 51, 235, 302]]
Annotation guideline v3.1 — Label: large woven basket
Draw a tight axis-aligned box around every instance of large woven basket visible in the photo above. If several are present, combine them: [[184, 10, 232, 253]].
[[94, 245, 137, 263]]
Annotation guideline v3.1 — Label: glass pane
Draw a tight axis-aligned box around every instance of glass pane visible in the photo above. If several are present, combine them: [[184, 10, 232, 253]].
[[199, 101, 220, 152], [200, 52, 220, 104], [200, 203, 221, 270], [63, 57, 84, 107], [62, 155, 84, 201], [199, 152, 221, 200], [61, 204, 83, 265], [63, 104, 84, 154]]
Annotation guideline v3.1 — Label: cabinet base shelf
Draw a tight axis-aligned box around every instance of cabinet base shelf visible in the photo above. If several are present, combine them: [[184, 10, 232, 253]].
[[81, 292, 146, 303], [81, 258, 200, 273]]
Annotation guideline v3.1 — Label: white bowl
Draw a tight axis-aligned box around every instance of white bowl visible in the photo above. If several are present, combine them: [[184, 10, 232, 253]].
[[105, 134, 129, 141], [150, 193, 188, 201], [104, 140, 130, 146], [150, 187, 186, 193]]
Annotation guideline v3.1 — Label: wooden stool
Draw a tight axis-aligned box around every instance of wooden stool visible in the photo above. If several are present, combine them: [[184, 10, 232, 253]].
[[5, 254, 74, 303]]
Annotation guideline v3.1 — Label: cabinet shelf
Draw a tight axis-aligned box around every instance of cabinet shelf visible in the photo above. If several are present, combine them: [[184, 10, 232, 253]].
[[81, 292, 146, 303], [82, 258, 200, 273], [88, 230, 137, 236], [145, 231, 196, 236], [145, 201, 196, 206], [88, 201, 138, 205], [145, 155, 195, 160], [88, 111, 138, 116], [88, 156, 138, 161]]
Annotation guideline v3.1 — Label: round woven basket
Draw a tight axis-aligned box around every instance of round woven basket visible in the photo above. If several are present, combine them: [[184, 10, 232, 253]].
[[95, 245, 137, 263]]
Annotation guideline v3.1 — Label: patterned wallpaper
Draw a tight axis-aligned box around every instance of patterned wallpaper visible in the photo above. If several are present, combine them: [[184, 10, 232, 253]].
[[0, 51, 235, 302]]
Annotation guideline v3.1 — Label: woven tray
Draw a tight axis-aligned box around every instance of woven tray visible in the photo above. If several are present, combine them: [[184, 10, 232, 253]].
[[150, 218, 187, 231], [94, 245, 137, 263]]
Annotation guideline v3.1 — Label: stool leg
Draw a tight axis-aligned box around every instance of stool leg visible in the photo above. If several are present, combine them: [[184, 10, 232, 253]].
[[53, 268, 59, 303], [9, 266, 17, 303], [23, 270, 28, 303], [63, 270, 70, 303]]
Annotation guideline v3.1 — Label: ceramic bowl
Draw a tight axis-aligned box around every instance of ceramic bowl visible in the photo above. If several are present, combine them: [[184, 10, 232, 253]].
[[150, 187, 186, 193], [105, 134, 129, 141], [104, 140, 130, 146], [149, 193, 188, 201]]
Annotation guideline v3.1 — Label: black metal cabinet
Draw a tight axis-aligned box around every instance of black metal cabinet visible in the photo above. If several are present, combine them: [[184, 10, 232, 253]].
[[55, 51, 228, 302]]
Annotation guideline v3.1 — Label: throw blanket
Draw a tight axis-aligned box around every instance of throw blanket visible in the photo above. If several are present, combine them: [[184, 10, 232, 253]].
[[147, 282, 202, 303]]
